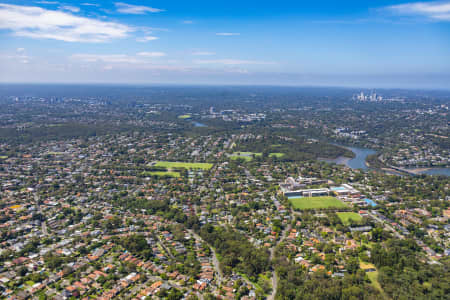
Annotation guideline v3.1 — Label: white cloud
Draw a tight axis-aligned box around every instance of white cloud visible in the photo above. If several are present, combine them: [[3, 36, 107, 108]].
[[1, 50, 30, 64], [192, 51, 215, 56], [136, 36, 159, 42], [81, 3, 100, 7], [71, 52, 166, 64], [386, 1, 450, 21], [115, 2, 164, 14], [194, 59, 275, 65], [137, 52, 166, 57], [0, 3, 133, 42], [36, 1, 58, 4], [216, 32, 240, 36], [71, 54, 140, 63], [182, 20, 194, 24], [60, 5, 80, 13]]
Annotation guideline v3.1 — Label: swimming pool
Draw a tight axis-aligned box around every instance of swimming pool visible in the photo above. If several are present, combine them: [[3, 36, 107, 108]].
[[331, 187, 346, 191], [364, 198, 376, 207]]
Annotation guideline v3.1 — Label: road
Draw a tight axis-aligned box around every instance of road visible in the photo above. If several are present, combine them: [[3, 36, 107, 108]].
[[368, 212, 404, 239], [188, 230, 223, 285], [42, 220, 48, 235], [210, 246, 223, 285], [156, 236, 175, 259], [268, 222, 292, 300]]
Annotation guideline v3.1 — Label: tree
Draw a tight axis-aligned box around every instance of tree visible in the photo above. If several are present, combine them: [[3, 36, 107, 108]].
[[346, 257, 359, 274]]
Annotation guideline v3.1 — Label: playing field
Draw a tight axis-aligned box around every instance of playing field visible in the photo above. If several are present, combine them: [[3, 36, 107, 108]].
[[154, 161, 213, 170], [141, 171, 181, 178], [178, 114, 192, 119], [230, 152, 262, 161], [289, 196, 348, 210], [230, 152, 284, 161], [337, 212, 363, 225]]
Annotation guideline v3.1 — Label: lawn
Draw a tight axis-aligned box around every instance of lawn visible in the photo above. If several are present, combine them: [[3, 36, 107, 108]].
[[360, 261, 376, 270], [141, 171, 181, 178], [230, 152, 262, 161], [289, 196, 348, 210], [230, 155, 253, 161], [337, 212, 363, 225], [359, 261, 384, 295], [230, 152, 284, 161], [153, 161, 213, 170], [367, 271, 382, 290], [0, 156, 7, 159], [178, 114, 192, 119]]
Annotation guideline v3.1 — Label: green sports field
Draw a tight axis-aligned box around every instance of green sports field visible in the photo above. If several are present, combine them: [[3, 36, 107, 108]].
[[230, 152, 262, 161], [337, 212, 362, 225], [178, 114, 192, 119], [230, 152, 284, 161], [289, 196, 348, 210], [153, 161, 213, 170]]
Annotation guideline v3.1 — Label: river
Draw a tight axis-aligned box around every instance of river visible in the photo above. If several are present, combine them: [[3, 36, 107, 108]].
[[414, 168, 450, 176], [193, 121, 207, 127], [321, 145, 449, 176], [320, 146, 376, 170]]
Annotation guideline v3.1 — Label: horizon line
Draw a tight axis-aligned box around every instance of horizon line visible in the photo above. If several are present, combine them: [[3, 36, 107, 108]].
[[0, 82, 449, 92]]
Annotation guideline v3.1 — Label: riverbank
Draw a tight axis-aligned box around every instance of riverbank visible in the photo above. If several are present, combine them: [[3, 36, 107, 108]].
[[403, 167, 432, 174], [413, 167, 450, 176], [320, 144, 450, 176], [320, 145, 375, 170]]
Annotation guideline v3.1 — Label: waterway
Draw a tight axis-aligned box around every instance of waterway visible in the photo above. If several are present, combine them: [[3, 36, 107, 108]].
[[193, 121, 207, 127], [320, 146, 376, 170], [414, 168, 450, 176], [321, 145, 449, 176]]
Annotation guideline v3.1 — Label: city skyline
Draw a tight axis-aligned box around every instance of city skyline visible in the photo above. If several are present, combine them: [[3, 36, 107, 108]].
[[0, 0, 449, 88]]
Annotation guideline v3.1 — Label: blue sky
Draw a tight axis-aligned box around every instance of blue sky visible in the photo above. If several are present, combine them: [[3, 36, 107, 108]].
[[0, 0, 449, 88]]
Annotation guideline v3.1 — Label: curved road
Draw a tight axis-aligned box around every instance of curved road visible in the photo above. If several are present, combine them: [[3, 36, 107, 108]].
[[188, 230, 223, 285], [268, 222, 291, 300]]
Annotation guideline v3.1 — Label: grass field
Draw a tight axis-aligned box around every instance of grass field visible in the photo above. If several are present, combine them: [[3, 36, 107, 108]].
[[230, 152, 262, 161], [360, 262, 384, 294], [154, 161, 213, 170], [230, 155, 253, 161], [337, 212, 363, 225], [360, 261, 376, 270], [141, 171, 181, 178], [230, 152, 285, 161], [178, 114, 192, 119], [289, 196, 348, 210], [269, 152, 285, 158], [367, 271, 382, 291], [0, 156, 7, 159]]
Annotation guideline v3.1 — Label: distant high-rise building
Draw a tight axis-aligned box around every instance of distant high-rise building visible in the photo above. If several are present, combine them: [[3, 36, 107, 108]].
[[354, 91, 383, 102]]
